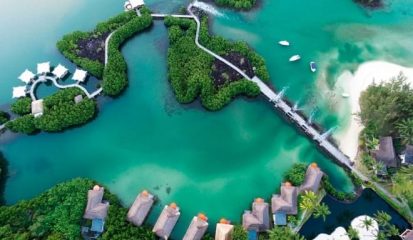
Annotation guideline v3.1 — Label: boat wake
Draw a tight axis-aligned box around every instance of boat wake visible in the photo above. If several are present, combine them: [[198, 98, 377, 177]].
[[193, 1, 224, 17]]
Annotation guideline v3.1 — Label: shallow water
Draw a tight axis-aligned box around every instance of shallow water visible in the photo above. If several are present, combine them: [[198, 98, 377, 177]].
[[1, 0, 413, 238]]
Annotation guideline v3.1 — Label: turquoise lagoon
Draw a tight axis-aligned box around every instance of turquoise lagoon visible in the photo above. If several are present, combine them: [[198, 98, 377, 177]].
[[1, 0, 413, 238]]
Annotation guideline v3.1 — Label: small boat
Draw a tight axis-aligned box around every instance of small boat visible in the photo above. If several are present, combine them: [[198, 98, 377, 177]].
[[289, 55, 301, 62], [278, 41, 290, 46], [342, 93, 350, 98], [310, 61, 317, 72]]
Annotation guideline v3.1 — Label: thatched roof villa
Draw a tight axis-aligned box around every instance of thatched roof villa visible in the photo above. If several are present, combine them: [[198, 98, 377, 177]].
[[299, 163, 324, 193], [401, 229, 413, 240], [83, 185, 109, 235], [242, 198, 270, 232], [372, 137, 399, 168], [183, 213, 209, 240], [127, 190, 154, 226], [271, 182, 298, 225], [153, 203, 181, 239], [215, 219, 234, 240]]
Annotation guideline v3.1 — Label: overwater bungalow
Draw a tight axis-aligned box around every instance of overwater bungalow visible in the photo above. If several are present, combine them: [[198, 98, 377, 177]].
[[127, 190, 154, 226], [18, 69, 35, 84], [83, 185, 109, 238], [271, 182, 298, 226], [299, 163, 324, 193], [37, 62, 50, 75], [183, 213, 209, 240], [215, 219, 234, 240], [153, 203, 181, 239], [52, 64, 69, 79], [242, 198, 270, 232], [401, 229, 413, 240], [73, 69, 88, 82], [372, 137, 399, 169], [12, 86, 27, 98]]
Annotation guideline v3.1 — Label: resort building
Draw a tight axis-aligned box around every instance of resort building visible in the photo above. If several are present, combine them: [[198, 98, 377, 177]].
[[31, 99, 44, 118], [401, 229, 413, 240], [271, 182, 298, 226], [372, 136, 399, 169], [52, 64, 69, 79], [75, 95, 84, 104], [153, 203, 181, 239], [83, 185, 109, 237], [215, 219, 234, 240], [12, 86, 27, 98], [400, 145, 413, 165], [127, 190, 154, 226], [73, 69, 88, 82], [299, 163, 324, 193], [242, 198, 270, 233], [18, 69, 35, 84], [37, 62, 50, 75], [183, 213, 209, 240], [124, 0, 145, 10]]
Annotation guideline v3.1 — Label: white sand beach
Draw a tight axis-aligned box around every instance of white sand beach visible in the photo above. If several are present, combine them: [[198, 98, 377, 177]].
[[335, 61, 413, 161]]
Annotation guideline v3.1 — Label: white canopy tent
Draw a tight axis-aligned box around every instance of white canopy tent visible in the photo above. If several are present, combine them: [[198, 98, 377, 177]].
[[52, 64, 68, 79], [37, 62, 51, 74], [12, 86, 27, 98], [129, 0, 145, 8], [18, 69, 35, 84], [72, 69, 88, 82]]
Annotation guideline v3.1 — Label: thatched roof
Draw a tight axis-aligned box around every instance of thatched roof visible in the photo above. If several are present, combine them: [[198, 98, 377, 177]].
[[153, 204, 181, 239], [83, 185, 109, 220], [372, 137, 398, 168], [183, 215, 208, 240], [271, 183, 298, 215], [215, 222, 234, 240], [402, 145, 413, 165], [401, 229, 413, 240], [242, 199, 270, 232], [127, 191, 154, 226], [299, 164, 324, 193]]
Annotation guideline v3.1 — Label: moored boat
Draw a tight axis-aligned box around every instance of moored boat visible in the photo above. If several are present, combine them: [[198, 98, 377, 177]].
[[310, 61, 317, 72], [289, 55, 301, 62], [342, 93, 350, 98], [278, 40, 290, 46]]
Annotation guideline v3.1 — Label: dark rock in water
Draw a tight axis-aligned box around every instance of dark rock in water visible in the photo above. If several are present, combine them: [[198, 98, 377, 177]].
[[166, 187, 171, 195], [354, 0, 384, 9]]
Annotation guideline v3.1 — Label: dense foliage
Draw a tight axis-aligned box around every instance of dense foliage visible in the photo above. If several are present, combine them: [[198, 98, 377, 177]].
[[283, 163, 307, 186], [359, 75, 413, 139], [322, 175, 358, 202], [268, 227, 306, 240], [0, 111, 10, 124], [214, 0, 256, 10], [102, 8, 153, 96], [57, 11, 138, 78], [233, 225, 247, 239], [11, 97, 32, 116], [0, 178, 154, 240], [165, 16, 267, 111], [392, 166, 413, 210], [6, 88, 97, 134]]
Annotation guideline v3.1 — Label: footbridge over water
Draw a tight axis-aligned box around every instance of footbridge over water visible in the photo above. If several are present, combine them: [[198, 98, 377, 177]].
[[151, 14, 194, 19]]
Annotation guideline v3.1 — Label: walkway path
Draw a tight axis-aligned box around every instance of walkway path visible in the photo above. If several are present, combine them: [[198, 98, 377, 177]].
[[186, 3, 411, 216], [29, 76, 102, 100], [104, 32, 115, 66], [151, 13, 194, 19]]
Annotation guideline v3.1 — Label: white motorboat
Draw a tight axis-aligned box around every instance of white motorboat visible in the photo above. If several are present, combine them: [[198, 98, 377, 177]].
[[310, 61, 317, 72], [342, 93, 350, 98], [289, 55, 301, 62], [278, 40, 290, 46]]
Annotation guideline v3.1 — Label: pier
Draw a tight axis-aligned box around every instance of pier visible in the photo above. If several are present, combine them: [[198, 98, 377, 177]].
[[151, 13, 194, 19]]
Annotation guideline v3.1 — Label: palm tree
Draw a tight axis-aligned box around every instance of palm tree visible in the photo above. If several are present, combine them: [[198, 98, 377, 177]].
[[361, 216, 374, 231], [396, 118, 413, 145], [347, 227, 359, 240], [299, 191, 318, 212], [373, 211, 391, 226], [313, 203, 331, 222], [365, 137, 379, 151], [268, 227, 305, 240]]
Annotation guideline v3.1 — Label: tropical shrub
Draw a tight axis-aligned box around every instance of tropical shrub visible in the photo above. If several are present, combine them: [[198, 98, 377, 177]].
[[283, 163, 307, 186], [214, 0, 256, 10], [6, 114, 36, 134], [0, 111, 10, 124], [11, 97, 32, 116]]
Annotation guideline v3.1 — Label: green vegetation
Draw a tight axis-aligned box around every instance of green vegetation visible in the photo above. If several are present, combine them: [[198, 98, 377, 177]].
[[299, 191, 331, 222], [283, 163, 307, 186], [165, 16, 268, 111], [322, 175, 358, 202], [6, 88, 96, 134], [233, 225, 247, 239], [267, 227, 305, 240], [11, 97, 31, 116], [0, 111, 10, 125], [0, 178, 154, 240], [359, 74, 413, 140], [214, 0, 256, 10], [57, 8, 153, 96], [392, 166, 413, 210], [102, 8, 153, 96]]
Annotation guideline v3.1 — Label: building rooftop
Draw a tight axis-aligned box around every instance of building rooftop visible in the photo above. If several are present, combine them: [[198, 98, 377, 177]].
[[18, 69, 35, 84], [128, 0, 145, 8], [401, 145, 413, 165], [31, 99, 44, 118], [183, 214, 209, 240], [37, 62, 50, 75], [215, 220, 234, 240], [271, 182, 298, 215], [73, 69, 88, 82], [83, 185, 109, 220], [12, 86, 27, 98], [52, 64, 68, 79], [242, 198, 270, 232], [372, 137, 398, 168], [401, 229, 413, 240], [127, 190, 154, 226], [299, 163, 324, 193], [153, 203, 181, 239]]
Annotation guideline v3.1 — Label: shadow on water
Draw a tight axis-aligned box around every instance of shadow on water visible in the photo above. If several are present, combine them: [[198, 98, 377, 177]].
[[300, 188, 411, 239]]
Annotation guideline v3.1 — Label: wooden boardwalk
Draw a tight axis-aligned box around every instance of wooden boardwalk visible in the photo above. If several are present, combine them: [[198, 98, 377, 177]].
[[151, 13, 194, 19]]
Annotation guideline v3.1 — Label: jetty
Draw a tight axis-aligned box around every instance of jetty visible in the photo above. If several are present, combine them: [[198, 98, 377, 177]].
[[151, 13, 194, 19]]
